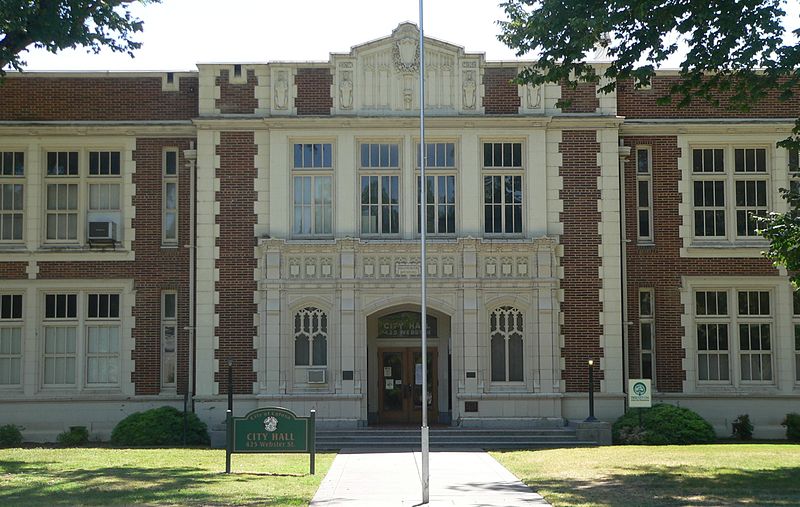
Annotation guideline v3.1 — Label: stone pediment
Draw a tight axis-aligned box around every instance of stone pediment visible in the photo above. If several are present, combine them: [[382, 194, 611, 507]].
[[330, 23, 484, 115]]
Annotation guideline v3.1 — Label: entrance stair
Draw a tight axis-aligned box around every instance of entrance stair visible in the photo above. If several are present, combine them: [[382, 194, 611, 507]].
[[315, 426, 598, 450]]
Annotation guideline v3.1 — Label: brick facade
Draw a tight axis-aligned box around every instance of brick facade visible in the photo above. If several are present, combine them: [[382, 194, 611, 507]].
[[561, 82, 600, 113], [216, 69, 258, 115], [482, 67, 520, 114], [295, 68, 333, 116]]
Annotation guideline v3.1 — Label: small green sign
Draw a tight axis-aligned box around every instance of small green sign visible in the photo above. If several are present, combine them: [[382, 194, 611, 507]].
[[232, 408, 309, 453]]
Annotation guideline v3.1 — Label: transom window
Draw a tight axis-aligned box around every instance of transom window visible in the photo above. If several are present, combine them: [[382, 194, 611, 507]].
[[293, 143, 332, 235], [490, 306, 523, 382], [639, 289, 655, 385], [0, 152, 24, 242], [294, 307, 327, 367], [691, 146, 769, 240], [416, 143, 456, 235], [636, 147, 653, 243], [293, 143, 332, 169], [483, 142, 523, 235], [163, 149, 179, 245], [0, 294, 23, 386]]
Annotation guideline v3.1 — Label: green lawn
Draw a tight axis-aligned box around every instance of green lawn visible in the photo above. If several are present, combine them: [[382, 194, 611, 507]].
[[492, 444, 800, 506], [0, 447, 334, 506]]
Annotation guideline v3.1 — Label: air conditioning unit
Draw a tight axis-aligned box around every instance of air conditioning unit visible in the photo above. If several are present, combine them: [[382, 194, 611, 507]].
[[88, 221, 117, 241], [307, 368, 327, 384]]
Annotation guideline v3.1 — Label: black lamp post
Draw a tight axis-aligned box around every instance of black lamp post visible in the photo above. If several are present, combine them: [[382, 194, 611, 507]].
[[585, 359, 597, 422]]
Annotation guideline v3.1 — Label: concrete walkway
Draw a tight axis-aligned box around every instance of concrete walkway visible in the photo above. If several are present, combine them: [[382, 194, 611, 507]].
[[310, 449, 550, 506]]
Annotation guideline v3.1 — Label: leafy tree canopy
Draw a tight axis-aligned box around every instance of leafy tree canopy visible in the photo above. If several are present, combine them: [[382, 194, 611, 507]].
[[0, 0, 160, 75], [498, 0, 800, 150]]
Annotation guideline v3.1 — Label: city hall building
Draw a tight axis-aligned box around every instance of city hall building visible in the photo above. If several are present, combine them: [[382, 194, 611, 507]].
[[1, 23, 799, 440]]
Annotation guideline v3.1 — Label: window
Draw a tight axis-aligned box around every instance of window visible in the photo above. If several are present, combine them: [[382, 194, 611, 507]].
[[42, 292, 120, 387], [293, 143, 332, 235], [694, 289, 774, 384], [789, 149, 799, 194], [639, 289, 655, 385], [636, 147, 653, 243], [0, 294, 23, 385], [163, 150, 178, 245], [294, 307, 327, 367], [691, 147, 768, 240], [489, 306, 523, 382], [45, 150, 123, 244], [161, 291, 177, 389], [483, 142, 523, 234], [0, 152, 24, 242], [360, 143, 399, 235], [794, 290, 800, 383], [416, 142, 456, 235]]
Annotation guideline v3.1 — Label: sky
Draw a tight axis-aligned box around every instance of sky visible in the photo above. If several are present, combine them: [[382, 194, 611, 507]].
[[12, 0, 800, 72]]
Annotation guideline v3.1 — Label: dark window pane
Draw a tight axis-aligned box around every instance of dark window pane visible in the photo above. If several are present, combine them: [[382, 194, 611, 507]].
[[491, 335, 505, 381], [295, 334, 309, 366], [88, 294, 98, 318], [484, 144, 492, 167]]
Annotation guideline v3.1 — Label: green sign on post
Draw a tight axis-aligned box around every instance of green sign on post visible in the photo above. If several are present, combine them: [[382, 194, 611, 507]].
[[226, 407, 316, 474]]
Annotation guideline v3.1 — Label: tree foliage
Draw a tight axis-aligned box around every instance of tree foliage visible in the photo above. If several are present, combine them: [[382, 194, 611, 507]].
[[0, 0, 160, 75]]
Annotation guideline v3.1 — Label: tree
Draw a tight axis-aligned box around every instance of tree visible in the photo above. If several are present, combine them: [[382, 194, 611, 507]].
[[0, 0, 160, 75], [498, 0, 800, 282]]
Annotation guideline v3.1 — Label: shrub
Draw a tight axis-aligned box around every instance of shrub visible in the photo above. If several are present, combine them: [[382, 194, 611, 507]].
[[57, 426, 90, 446], [613, 404, 715, 445], [782, 413, 800, 441], [0, 424, 23, 447], [111, 406, 209, 446], [731, 414, 754, 440]]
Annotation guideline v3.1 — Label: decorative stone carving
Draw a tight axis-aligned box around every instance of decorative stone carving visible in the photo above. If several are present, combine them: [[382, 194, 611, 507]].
[[526, 84, 542, 109], [339, 71, 353, 110], [393, 37, 420, 72], [274, 71, 289, 110], [462, 70, 476, 110]]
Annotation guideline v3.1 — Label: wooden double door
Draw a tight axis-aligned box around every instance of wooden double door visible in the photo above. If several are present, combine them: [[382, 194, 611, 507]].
[[378, 347, 438, 424]]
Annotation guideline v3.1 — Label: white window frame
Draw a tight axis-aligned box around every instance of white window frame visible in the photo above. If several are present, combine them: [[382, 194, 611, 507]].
[[489, 306, 524, 384], [482, 141, 524, 236], [292, 142, 333, 237], [416, 141, 457, 236], [639, 288, 655, 387], [690, 145, 770, 243], [41, 291, 121, 389], [794, 290, 800, 384], [43, 148, 123, 246], [161, 290, 177, 390], [162, 149, 179, 246], [0, 293, 23, 387], [360, 142, 400, 236], [635, 146, 654, 243], [0, 151, 25, 244]]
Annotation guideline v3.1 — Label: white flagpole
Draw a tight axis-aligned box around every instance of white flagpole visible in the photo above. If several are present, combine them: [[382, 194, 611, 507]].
[[418, 0, 430, 503]]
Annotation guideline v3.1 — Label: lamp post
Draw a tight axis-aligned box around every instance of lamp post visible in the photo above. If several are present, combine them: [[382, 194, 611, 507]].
[[225, 358, 234, 474], [585, 359, 597, 422]]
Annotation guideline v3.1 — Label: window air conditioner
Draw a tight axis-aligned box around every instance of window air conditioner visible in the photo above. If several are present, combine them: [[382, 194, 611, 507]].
[[88, 221, 117, 241], [307, 368, 327, 384]]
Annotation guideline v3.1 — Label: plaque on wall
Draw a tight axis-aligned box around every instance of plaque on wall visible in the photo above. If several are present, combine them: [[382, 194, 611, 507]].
[[377, 312, 437, 338]]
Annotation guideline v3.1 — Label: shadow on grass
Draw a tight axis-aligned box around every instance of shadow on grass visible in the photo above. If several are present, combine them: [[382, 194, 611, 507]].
[[511, 464, 800, 506], [0, 460, 310, 506]]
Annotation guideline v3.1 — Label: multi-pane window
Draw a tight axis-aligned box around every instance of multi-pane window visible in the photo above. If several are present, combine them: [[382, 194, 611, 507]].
[[636, 147, 653, 242], [737, 290, 772, 382], [794, 290, 800, 383], [483, 142, 523, 234], [294, 307, 327, 367], [694, 288, 774, 384], [695, 291, 730, 381], [489, 306, 523, 382], [42, 292, 120, 387], [161, 291, 177, 389], [416, 142, 456, 235], [0, 294, 23, 385], [163, 150, 178, 245], [360, 143, 399, 235], [639, 289, 655, 385], [789, 149, 799, 194], [45, 150, 123, 244], [691, 147, 768, 239], [293, 143, 332, 235], [0, 152, 24, 242]]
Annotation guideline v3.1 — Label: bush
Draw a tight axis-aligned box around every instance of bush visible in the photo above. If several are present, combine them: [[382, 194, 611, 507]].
[[111, 406, 209, 446], [782, 413, 800, 441], [0, 424, 23, 447], [57, 426, 89, 446], [731, 414, 754, 440], [613, 404, 715, 445]]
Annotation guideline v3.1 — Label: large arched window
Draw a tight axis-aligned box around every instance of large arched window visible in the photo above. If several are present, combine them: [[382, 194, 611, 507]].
[[490, 306, 523, 382], [294, 307, 327, 366]]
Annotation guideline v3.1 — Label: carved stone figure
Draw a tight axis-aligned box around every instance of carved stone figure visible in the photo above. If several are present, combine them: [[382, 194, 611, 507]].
[[274, 71, 288, 110], [526, 84, 542, 109], [339, 71, 353, 110], [462, 71, 476, 110]]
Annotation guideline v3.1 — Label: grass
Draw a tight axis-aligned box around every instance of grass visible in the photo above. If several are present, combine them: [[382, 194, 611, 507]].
[[492, 444, 800, 506], [0, 447, 334, 506]]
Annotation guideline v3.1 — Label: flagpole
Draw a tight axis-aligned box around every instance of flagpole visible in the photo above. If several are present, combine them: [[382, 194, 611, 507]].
[[418, 0, 430, 503]]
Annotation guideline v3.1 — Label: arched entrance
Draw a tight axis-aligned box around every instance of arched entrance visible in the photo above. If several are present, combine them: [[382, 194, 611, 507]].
[[365, 304, 452, 425]]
